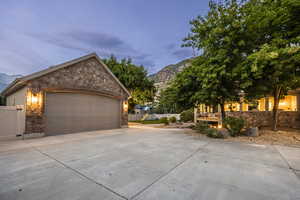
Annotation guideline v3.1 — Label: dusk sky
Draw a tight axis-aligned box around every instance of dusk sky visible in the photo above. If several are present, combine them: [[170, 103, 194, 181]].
[[0, 0, 209, 75]]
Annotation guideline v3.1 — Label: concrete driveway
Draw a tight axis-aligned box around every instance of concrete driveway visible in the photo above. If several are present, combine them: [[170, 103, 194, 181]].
[[0, 127, 299, 200]]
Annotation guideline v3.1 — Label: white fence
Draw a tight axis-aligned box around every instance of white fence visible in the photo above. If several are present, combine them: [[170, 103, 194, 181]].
[[128, 114, 144, 121], [129, 113, 180, 121], [0, 106, 25, 140]]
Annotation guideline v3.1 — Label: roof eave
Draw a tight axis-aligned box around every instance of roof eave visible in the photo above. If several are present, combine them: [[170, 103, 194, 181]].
[[1, 53, 131, 98], [1, 79, 25, 97]]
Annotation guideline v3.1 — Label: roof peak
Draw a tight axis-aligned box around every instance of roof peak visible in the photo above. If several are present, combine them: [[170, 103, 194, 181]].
[[1, 53, 130, 97]]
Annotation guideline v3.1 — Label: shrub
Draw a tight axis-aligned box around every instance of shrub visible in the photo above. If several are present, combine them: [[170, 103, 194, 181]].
[[180, 109, 194, 122], [223, 116, 245, 137], [169, 116, 177, 123], [160, 117, 169, 125], [193, 121, 209, 134], [205, 128, 224, 138]]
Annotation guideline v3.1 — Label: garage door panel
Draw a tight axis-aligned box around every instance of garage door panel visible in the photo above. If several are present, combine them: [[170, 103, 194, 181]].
[[45, 93, 120, 135]]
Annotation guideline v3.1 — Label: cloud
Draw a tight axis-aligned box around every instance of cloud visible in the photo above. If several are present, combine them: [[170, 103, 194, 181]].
[[67, 31, 127, 50], [26, 30, 155, 68]]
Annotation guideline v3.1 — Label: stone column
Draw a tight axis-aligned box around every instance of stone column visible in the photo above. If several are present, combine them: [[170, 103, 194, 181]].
[[194, 107, 198, 123]]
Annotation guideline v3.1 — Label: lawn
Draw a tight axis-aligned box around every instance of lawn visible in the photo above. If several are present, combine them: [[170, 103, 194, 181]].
[[129, 120, 163, 124]]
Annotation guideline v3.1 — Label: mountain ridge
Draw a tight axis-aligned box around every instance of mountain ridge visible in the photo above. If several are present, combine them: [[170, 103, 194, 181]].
[[0, 73, 22, 92], [148, 58, 194, 95], [148, 58, 193, 84]]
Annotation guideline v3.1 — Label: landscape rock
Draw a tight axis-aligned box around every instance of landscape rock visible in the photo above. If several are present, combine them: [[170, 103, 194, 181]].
[[245, 127, 259, 137], [217, 128, 230, 138]]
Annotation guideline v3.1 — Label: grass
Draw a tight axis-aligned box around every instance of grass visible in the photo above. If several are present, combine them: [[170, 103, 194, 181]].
[[130, 120, 163, 124]]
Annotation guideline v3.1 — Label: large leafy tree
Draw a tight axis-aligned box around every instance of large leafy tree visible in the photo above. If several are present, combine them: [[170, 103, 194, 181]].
[[182, 0, 249, 120], [103, 55, 156, 111], [245, 45, 300, 130], [240, 0, 300, 130], [168, 0, 300, 130]]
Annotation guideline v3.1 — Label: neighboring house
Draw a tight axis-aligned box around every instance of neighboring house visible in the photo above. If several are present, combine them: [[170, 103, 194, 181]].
[[1, 53, 130, 137], [134, 104, 150, 114], [195, 89, 300, 128]]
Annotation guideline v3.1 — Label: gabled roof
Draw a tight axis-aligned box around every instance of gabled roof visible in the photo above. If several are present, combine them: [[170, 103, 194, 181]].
[[1, 53, 131, 97]]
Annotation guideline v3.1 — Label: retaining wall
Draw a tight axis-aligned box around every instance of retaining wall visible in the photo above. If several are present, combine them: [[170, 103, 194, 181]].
[[227, 111, 300, 128]]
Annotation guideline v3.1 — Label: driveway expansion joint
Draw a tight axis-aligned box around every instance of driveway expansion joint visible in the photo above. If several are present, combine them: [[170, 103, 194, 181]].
[[129, 141, 211, 200], [273, 146, 300, 180], [33, 147, 128, 200]]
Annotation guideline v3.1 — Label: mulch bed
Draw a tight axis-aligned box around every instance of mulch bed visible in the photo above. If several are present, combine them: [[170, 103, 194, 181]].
[[225, 128, 300, 147], [179, 126, 300, 147], [131, 122, 300, 147]]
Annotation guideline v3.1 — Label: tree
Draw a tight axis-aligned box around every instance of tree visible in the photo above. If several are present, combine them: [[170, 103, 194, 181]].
[[102, 55, 156, 111], [154, 87, 179, 114], [240, 0, 300, 130], [182, 0, 249, 121], [176, 0, 300, 130], [244, 45, 300, 130], [154, 64, 202, 114]]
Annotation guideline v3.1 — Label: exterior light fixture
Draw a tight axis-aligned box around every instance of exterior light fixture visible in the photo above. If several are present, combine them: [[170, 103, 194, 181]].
[[27, 90, 43, 115], [31, 95, 39, 104], [123, 101, 128, 112]]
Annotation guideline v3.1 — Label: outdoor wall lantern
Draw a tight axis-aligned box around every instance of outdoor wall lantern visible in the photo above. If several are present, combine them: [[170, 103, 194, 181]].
[[123, 101, 128, 112], [27, 90, 43, 115]]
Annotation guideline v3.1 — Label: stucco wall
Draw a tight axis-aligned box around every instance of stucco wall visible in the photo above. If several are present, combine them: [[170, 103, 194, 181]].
[[6, 87, 27, 107], [25, 57, 129, 134]]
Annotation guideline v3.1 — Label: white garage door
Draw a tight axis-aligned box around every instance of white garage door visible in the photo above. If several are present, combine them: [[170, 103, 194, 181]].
[[45, 93, 121, 135]]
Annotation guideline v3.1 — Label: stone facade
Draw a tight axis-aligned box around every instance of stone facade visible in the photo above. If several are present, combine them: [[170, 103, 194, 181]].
[[25, 57, 129, 133], [29, 58, 127, 98], [227, 111, 300, 129]]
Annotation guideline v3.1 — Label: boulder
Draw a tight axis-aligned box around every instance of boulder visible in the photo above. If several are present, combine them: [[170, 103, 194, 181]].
[[245, 127, 259, 137], [217, 128, 230, 138]]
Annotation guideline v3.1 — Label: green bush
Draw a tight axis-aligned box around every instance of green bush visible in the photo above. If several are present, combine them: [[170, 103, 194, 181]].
[[0, 96, 5, 106], [193, 121, 209, 134], [160, 117, 169, 125], [205, 128, 225, 138], [223, 116, 245, 137], [180, 109, 194, 122], [169, 116, 177, 123]]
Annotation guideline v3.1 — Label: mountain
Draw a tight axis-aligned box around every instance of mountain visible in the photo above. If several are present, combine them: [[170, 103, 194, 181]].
[[149, 58, 193, 83], [0, 73, 22, 92], [148, 58, 193, 95]]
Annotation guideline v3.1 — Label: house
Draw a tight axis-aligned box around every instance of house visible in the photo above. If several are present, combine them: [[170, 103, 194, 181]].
[[134, 104, 150, 114], [195, 89, 300, 128], [1, 53, 130, 137]]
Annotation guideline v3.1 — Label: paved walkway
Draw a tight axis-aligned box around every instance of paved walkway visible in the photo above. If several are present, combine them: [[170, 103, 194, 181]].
[[0, 127, 299, 200]]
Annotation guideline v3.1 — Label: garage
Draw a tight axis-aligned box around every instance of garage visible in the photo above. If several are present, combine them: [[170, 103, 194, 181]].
[[1, 53, 130, 138], [45, 93, 121, 135]]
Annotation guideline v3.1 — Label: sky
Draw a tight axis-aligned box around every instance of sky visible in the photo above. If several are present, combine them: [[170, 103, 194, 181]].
[[0, 0, 210, 76]]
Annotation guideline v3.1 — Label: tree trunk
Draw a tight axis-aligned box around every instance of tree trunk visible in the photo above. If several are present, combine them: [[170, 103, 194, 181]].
[[272, 88, 281, 131], [220, 103, 226, 127]]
